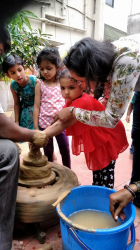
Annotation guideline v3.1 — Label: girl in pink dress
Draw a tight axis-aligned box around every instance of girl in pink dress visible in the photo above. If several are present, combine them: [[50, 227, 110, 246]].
[[45, 68, 128, 188], [33, 48, 71, 168]]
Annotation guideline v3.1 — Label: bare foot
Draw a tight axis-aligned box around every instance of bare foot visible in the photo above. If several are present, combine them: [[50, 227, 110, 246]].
[[134, 206, 140, 228], [11, 241, 24, 250]]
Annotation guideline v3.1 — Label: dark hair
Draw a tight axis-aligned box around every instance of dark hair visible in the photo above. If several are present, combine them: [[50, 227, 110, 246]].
[[59, 67, 72, 80], [0, 25, 11, 53], [37, 47, 62, 80], [2, 54, 25, 73], [63, 37, 115, 99]]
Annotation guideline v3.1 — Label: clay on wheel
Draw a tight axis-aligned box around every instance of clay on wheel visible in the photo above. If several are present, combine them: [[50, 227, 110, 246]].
[[16, 163, 78, 225]]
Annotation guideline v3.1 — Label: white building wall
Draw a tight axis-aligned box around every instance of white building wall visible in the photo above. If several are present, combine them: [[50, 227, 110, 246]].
[[104, 0, 131, 33], [24, 0, 134, 53], [129, 0, 140, 14], [93, 0, 105, 40], [127, 0, 140, 35], [25, 0, 95, 56]]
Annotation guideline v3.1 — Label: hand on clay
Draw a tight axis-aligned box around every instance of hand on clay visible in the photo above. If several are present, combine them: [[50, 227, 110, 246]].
[[109, 189, 134, 221], [32, 131, 49, 148]]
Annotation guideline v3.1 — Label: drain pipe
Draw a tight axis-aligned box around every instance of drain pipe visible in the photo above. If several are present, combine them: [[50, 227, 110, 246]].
[[41, 5, 46, 33], [93, 0, 105, 40], [61, 0, 67, 16], [84, 0, 87, 30]]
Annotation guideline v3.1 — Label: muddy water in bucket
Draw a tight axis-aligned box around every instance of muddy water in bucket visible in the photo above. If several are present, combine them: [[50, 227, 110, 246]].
[[56, 186, 136, 250], [68, 209, 121, 229]]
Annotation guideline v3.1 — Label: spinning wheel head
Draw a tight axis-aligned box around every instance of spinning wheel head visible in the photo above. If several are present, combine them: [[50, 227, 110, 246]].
[[23, 147, 48, 167], [19, 147, 56, 187]]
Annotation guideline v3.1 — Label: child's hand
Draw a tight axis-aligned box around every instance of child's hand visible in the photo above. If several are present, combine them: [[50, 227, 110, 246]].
[[126, 115, 130, 123], [52, 107, 75, 124]]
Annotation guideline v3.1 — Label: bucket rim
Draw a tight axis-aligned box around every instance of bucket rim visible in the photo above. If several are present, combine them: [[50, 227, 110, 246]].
[[56, 185, 136, 234]]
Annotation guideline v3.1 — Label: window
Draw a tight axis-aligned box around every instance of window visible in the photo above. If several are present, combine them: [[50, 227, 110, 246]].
[[105, 0, 114, 8]]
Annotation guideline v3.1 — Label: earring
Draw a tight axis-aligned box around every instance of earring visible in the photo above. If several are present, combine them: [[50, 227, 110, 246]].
[[77, 82, 82, 88]]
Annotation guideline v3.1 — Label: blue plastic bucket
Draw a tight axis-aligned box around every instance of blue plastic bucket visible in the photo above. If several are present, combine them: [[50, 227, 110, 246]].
[[56, 186, 136, 250]]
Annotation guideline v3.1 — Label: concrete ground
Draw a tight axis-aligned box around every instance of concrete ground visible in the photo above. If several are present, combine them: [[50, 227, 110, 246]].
[[5, 110, 140, 250]]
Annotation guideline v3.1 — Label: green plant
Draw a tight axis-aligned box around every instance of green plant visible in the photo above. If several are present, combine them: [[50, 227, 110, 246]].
[[0, 10, 51, 80]]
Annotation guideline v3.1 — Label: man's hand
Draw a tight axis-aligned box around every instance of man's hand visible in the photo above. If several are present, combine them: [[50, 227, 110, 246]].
[[32, 131, 49, 147], [51, 107, 75, 124], [109, 189, 134, 221]]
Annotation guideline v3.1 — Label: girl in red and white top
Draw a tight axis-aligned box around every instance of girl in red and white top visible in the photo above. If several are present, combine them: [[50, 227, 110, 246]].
[[33, 48, 71, 168], [45, 68, 129, 188]]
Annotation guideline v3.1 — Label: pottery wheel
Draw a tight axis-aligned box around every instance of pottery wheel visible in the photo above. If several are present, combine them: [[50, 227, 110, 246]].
[[16, 146, 79, 224], [18, 148, 56, 187]]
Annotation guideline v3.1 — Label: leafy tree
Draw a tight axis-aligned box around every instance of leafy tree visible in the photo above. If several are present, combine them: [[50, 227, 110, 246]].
[[0, 10, 51, 79]]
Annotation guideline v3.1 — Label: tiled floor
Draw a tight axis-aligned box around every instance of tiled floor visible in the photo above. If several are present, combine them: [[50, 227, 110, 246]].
[[4, 110, 140, 249]]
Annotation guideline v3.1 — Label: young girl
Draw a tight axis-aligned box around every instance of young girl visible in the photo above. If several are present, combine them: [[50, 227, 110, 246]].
[[33, 47, 71, 168], [2, 55, 37, 129], [45, 68, 129, 188]]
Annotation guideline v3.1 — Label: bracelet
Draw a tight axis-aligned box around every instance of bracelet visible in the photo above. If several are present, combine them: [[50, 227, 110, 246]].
[[124, 185, 136, 198], [70, 106, 75, 117], [133, 181, 140, 193]]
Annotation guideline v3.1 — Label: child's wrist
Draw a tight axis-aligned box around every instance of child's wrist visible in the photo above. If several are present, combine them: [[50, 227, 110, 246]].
[[70, 106, 75, 117], [73, 108, 76, 118]]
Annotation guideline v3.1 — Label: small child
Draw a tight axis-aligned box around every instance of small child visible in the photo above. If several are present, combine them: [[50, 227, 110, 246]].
[[33, 47, 71, 168], [2, 55, 37, 129], [45, 68, 129, 188]]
